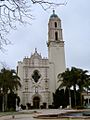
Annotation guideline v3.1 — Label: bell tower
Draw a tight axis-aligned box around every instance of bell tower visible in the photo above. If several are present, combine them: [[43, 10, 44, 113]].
[[48, 10, 63, 42], [47, 10, 66, 104]]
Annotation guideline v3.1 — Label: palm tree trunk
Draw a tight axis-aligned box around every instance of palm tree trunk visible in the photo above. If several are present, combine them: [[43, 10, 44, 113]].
[[4, 94, 7, 111], [87, 89, 89, 104], [2, 94, 4, 112], [2, 94, 7, 112], [68, 88, 71, 108], [80, 92, 82, 106], [73, 85, 77, 107]]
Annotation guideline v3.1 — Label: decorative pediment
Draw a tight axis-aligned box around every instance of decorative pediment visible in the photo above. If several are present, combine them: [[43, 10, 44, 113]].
[[30, 48, 42, 61]]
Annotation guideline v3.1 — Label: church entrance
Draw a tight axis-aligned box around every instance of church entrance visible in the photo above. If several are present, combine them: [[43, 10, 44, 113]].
[[33, 96, 40, 109]]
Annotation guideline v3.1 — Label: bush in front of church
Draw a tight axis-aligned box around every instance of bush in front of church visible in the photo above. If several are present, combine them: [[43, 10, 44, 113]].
[[21, 104, 26, 110], [26, 103, 31, 109], [53, 88, 68, 108]]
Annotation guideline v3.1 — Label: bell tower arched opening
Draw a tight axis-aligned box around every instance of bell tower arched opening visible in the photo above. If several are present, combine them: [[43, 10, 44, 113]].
[[55, 31, 58, 40], [55, 22, 57, 28]]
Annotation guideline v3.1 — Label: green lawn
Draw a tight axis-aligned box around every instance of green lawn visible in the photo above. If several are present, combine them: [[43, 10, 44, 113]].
[[0, 111, 18, 117]]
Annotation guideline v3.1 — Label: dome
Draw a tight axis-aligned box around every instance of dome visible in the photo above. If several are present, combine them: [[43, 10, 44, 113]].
[[50, 10, 59, 19]]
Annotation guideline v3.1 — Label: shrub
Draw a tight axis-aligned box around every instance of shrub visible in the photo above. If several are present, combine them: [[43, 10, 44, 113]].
[[20, 104, 26, 110]]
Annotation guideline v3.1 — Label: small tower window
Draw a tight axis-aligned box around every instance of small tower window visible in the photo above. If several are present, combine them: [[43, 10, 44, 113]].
[[55, 22, 57, 28], [55, 32, 58, 40]]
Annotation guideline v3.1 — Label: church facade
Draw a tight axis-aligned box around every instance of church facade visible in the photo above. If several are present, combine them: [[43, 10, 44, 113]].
[[17, 11, 66, 108]]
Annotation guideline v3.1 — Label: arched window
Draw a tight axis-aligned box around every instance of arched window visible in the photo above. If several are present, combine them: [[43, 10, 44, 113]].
[[55, 32, 58, 40], [55, 22, 57, 28]]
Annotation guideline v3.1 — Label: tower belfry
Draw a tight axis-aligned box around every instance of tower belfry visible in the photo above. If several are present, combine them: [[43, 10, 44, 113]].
[[47, 10, 66, 103], [48, 10, 63, 43]]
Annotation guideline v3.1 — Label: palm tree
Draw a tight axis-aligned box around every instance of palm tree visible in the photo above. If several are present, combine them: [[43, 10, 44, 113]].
[[76, 69, 90, 105], [58, 67, 90, 107], [58, 68, 72, 108], [70, 67, 81, 106], [0, 68, 21, 111]]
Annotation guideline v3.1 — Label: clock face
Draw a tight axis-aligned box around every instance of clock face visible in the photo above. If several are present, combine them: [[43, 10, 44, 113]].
[[32, 70, 41, 83]]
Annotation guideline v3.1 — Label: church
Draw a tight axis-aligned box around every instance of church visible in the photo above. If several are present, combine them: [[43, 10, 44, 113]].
[[17, 10, 66, 109]]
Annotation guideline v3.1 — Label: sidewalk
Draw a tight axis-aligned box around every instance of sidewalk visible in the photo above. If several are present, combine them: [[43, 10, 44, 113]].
[[0, 109, 69, 120], [0, 109, 90, 120]]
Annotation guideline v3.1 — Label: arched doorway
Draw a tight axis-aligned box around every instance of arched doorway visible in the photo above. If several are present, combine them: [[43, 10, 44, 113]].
[[33, 96, 40, 109]]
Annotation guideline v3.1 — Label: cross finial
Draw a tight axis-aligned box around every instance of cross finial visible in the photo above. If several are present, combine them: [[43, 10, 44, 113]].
[[35, 48, 37, 53], [53, 9, 55, 14]]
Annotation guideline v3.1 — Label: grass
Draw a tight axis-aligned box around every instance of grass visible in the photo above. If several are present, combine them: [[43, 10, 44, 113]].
[[0, 110, 38, 117], [0, 111, 17, 117]]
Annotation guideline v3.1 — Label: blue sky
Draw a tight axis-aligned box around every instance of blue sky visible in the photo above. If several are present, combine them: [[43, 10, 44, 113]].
[[0, 0, 90, 71]]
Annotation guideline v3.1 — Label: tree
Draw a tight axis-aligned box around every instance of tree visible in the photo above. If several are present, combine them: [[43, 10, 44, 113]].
[[7, 92, 20, 111], [70, 67, 80, 106], [58, 67, 90, 107], [0, 68, 21, 93], [58, 68, 72, 108], [76, 69, 90, 105], [0, 0, 67, 50], [53, 89, 65, 108], [0, 68, 21, 111]]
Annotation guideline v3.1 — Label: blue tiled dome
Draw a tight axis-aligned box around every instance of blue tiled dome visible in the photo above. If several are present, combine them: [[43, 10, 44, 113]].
[[50, 10, 58, 19]]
